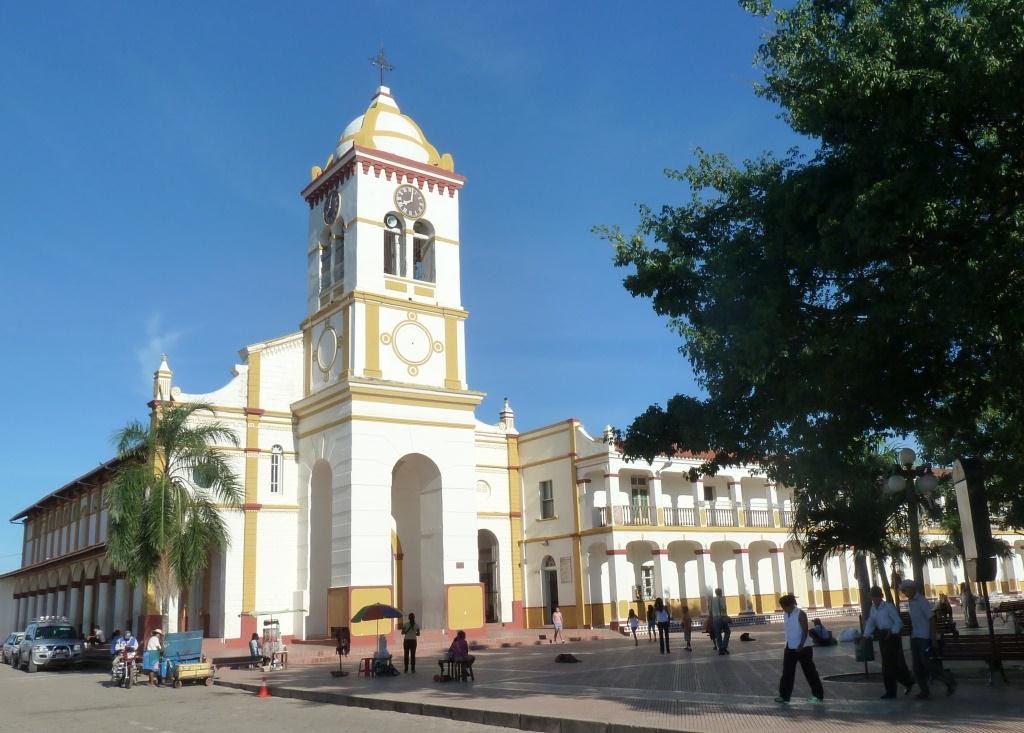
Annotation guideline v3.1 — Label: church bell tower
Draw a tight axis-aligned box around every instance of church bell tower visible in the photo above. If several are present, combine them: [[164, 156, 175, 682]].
[[298, 85, 471, 395], [292, 80, 485, 638]]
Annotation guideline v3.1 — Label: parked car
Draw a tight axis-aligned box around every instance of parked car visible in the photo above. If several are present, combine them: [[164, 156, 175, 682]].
[[2, 632, 24, 665], [15, 617, 85, 672]]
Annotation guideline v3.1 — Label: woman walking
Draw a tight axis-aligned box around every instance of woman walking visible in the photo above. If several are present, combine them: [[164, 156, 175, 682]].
[[402, 612, 420, 673], [654, 598, 671, 654], [646, 604, 656, 642], [627, 609, 640, 646]]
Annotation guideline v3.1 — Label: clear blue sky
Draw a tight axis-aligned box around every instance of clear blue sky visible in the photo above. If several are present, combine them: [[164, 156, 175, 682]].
[[0, 1, 803, 571]]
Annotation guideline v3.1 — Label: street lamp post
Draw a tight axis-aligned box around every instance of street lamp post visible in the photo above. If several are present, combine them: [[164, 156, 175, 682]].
[[885, 447, 939, 594]]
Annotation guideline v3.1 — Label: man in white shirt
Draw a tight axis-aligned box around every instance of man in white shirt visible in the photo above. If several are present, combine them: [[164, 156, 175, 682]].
[[901, 579, 956, 699], [774, 594, 824, 704], [863, 586, 914, 699]]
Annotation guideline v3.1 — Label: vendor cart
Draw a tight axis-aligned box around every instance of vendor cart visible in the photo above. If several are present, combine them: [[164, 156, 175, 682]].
[[161, 630, 214, 688]]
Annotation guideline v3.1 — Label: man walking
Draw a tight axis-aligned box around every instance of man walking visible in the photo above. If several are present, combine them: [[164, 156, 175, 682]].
[[902, 579, 956, 698], [774, 594, 824, 704], [862, 586, 914, 698], [710, 588, 730, 655]]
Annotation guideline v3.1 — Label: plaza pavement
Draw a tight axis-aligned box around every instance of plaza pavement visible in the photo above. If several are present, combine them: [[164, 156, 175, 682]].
[[215, 623, 1024, 733]]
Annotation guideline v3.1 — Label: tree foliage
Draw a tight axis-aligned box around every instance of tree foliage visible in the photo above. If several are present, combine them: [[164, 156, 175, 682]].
[[602, 0, 1024, 525], [106, 402, 243, 621]]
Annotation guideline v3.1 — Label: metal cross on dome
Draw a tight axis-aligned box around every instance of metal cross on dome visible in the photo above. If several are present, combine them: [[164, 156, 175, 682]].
[[370, 45, 394, 86]]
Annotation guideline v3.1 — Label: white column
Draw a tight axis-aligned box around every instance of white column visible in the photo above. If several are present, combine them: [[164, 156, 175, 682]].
[[698, 548, 716, 601], [652, 548, 672, 600], [648, 475, 663, 525], [68, 585, 81, 629], [14, 597, 23, 628], [45, 590, 56, 616], [81, 583, 95, 636], [605, 551, 621, 623], [25, 594, 37, 624], [95, 579, 110, 635], [731, 548, 750, 612], [56, 588, 68, 618], [772, 548, 787, 607], [113, 577, 128, 632], [692, 479, 704, 514], [611, 553, 634, 618]]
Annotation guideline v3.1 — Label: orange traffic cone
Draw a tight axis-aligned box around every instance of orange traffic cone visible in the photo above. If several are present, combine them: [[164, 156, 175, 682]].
[[257, 676, 271, 699]]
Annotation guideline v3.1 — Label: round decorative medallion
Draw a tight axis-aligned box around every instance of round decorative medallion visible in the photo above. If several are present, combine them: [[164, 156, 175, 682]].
[[476, 480, 492, 499], [316, 326, 338, 372], [393, 320, 433, 365]]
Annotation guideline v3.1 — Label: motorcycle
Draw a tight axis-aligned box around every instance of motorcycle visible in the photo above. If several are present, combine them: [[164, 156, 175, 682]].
[[111, 648, 139, 689]]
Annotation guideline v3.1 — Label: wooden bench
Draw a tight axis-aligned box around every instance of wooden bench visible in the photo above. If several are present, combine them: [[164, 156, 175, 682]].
[[437, 656, 474, 682], [940, 634, 1024, 683], [993, 600, 1024, 632], [898, 612, 958, 639], [211, 654, 260, 670]]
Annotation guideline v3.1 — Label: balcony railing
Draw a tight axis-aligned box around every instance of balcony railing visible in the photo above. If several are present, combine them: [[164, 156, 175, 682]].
[[707, 505, 739, 527], [619, 505, 656, 526], [591, 503, 791, 530], [663, 506, 699, 527], [746, 508, 773, 528]]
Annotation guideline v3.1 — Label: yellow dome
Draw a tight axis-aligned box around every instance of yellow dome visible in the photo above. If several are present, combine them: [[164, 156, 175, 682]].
[[327, 86, 454, 172]]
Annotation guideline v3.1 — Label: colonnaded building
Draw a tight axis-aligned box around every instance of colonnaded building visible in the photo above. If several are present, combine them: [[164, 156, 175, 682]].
[[3, 86, 1024, 644]]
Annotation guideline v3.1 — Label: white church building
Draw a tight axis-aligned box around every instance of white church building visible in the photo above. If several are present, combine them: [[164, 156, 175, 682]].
[[4, 86, 1023, 644]]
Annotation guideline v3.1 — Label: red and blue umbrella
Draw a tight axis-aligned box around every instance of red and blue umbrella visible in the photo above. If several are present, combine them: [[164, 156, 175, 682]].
[[351, 603, 403, 636]]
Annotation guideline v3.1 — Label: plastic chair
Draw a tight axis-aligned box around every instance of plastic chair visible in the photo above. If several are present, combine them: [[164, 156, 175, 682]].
[[357, 657, 374, 677]]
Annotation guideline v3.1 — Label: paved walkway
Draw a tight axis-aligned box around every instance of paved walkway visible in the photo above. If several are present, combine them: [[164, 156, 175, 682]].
[[215, 624, 1024, 733]]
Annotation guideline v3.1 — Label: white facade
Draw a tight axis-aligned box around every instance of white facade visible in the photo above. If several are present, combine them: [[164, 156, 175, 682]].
[[4, 85, 1024, 642]]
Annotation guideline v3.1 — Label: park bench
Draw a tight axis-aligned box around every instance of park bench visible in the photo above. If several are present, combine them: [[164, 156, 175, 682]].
[[939, 634, 1024, 683], [436, 656, 474, 682], [898, 611, 958, 639], [993, 600, 1024, 633], [211, 654, 260, 670]]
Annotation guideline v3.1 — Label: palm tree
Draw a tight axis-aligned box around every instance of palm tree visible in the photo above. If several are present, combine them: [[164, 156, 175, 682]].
[[784, 439, 908, 619], [106, 402, 242, 630]]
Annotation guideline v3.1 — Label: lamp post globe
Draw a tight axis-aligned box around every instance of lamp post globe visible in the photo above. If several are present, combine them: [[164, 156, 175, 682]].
[[898, 447, 917, 469], [915, 473, 938, 494], [885, 475, 907, 495]]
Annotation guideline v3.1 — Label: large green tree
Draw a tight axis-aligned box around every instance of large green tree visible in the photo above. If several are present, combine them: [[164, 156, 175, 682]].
[[602, 1, 1024, 525], [106, 402, 242, 630]]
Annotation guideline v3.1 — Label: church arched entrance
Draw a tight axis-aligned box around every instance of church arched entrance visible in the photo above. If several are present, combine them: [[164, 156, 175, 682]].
[[541, 555, 558, 624], [478, 530, 500, 623], [391, 454, 444, 629], [307, 459, 333, 638]]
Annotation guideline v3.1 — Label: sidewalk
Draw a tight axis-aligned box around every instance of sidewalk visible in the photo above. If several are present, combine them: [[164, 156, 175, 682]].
[[214, 626, 1024, 733]]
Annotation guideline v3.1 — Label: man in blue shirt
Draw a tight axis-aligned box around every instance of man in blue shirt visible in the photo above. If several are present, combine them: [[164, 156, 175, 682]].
[[863, 586, 914, 698], [901, 579, 956, 699]]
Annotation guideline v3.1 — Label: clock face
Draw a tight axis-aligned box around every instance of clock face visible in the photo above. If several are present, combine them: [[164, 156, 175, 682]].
[[323, 191, 341, 225], [394, 184, 426, 218]]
